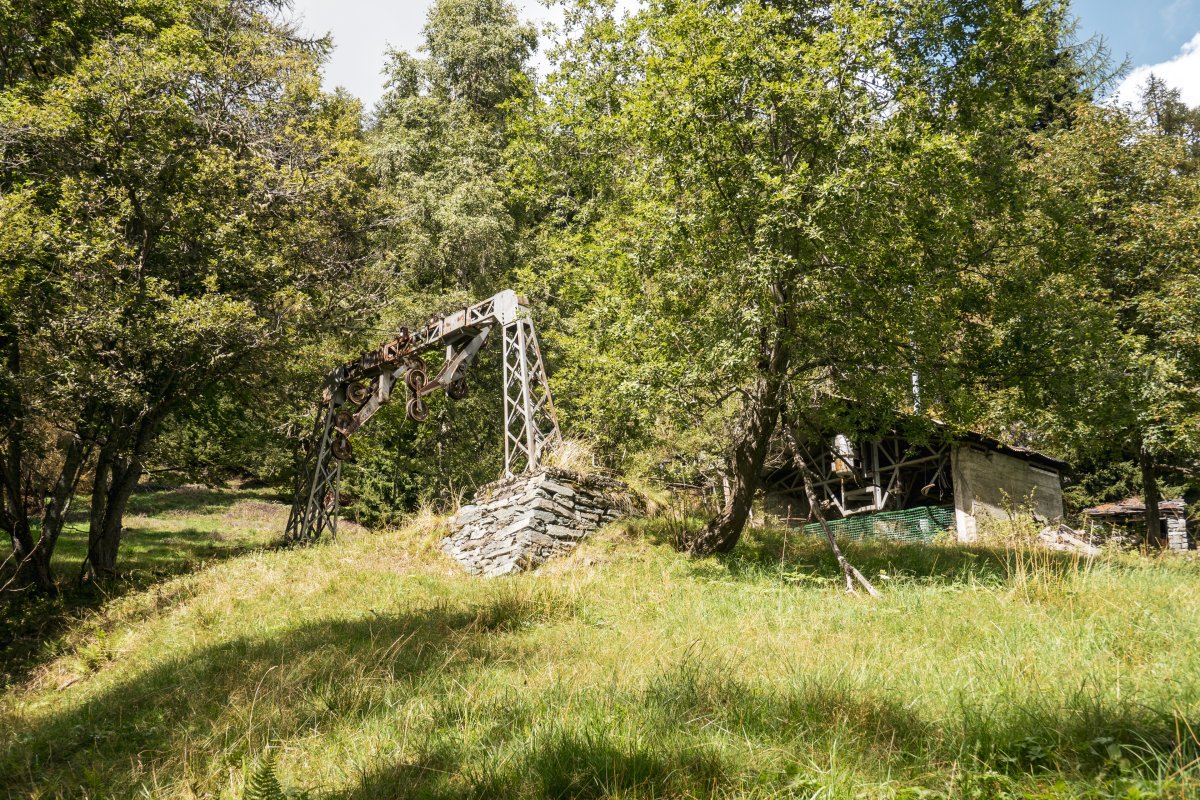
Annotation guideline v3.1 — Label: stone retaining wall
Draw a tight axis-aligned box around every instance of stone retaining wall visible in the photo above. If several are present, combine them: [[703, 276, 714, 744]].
[[1167, 517, 1192, 552], [442, 469, 641, 576]]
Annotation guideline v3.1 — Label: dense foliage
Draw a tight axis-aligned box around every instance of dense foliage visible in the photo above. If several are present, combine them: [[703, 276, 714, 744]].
[[2, 0, 1198, 589], [0, 0, 373, 589], [514, 0, 1113, 552], [334, 0, 539, 523]]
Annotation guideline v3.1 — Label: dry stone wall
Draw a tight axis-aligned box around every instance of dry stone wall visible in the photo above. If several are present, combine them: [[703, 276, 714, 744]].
[[1167, 517, 1192, 552], [442, 469, 641, 576]]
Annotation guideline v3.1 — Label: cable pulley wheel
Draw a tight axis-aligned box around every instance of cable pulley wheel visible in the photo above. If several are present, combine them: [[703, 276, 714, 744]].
[[331, 433, 353, 461], [406, 396, 429, 422], [405, 367, 427, 392], [347, 382, 371, 405], [332, 410, 355, 434], [447, 377, 469, 401]]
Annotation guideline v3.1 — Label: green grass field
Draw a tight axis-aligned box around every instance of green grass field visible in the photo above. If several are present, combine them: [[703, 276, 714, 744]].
[[0, 487, 296, 689], [2, 489, 1199, 799]]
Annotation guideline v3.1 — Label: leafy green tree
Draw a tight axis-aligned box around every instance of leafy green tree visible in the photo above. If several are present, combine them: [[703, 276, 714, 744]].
[[372, 0, 536, 293], [0, 0, 170, 93], [337, 0, 537, 519], [520, 0, 1089, 555], [1000, 92, 1200, 537], [0, 0, 373, 589], [1139, 75, 1200, 171], [0, 0, 183, 591]]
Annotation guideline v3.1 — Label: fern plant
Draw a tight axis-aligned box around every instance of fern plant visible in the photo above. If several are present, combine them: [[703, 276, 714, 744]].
[[243, 753, 284, 800]]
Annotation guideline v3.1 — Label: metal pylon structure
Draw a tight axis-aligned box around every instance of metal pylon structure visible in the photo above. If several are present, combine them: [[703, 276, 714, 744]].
[[284, 290, 561, 544], [284, 393, 342, 543], [502, 319, 559, 476]]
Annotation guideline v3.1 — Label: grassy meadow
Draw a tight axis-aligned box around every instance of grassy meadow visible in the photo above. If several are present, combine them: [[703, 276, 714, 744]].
[[1, 488, 1199, 799]]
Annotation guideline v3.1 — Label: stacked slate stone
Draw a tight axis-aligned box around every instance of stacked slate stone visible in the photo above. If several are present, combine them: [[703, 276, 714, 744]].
[[442, 468, 641, 576], [1167, 518, 1192, 552]]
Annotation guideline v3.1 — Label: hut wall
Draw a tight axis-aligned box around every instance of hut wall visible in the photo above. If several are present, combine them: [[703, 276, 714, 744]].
[[951, 445, 1064, 542]]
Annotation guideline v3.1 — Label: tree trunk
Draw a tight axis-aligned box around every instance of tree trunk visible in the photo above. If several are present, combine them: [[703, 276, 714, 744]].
[[2, 507, 54, 594], [80, 439, 116, 583], [1140, 444, 1163, 549], [0, 449, 63, 595], [686, 336, 788, 556], [39, 434, 88, 540], [84, 454, 143, 581], [84, 459, 135, 580], [1, 442, 32, 591], [1, 457, 61, 594], [17, 432, 92, 593], [82, 409, 161, 581], [0, 331, 57, 594]]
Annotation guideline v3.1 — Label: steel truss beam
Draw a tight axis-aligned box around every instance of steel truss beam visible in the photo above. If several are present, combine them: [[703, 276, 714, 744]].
[[776, 435, 951, 518]]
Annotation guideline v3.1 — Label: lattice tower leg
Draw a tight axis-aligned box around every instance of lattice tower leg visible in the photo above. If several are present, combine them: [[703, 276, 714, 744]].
[[284, 401, 341, 543], [502, 319, 561, 476]]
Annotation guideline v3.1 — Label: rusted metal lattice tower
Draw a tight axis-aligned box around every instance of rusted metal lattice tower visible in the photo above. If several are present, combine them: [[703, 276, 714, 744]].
[[284, 290, 560, 544], [502, 316, 559, 476], [285, 397, 343, 543]]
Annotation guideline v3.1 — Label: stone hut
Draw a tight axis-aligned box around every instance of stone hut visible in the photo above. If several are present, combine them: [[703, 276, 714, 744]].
[[1084, 498, 1192, 551]]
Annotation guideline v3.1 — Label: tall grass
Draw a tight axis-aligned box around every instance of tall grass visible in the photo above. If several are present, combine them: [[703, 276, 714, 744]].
[[1, 492, 1198, 799], [542, 438, 600, 476], [975, 512, 1098, 604]]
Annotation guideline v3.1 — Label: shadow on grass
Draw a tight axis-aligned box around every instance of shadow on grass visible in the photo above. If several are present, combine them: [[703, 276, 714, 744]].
[[0, 593, 575, 798], [4, 584, 1194, 799], [126, 485, 289, 517], [330, 655, 1197, 799], [0, 530, 263, 688], [55, 485, 289, 527], [2, 486, 290, 688], [337, 730, 727, 800]]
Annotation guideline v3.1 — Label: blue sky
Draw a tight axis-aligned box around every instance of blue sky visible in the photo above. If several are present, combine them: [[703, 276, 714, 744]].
[[1074, 0, 1198, 67], [1074, 0, 1200, 103], [289, 0, 1200, 110]]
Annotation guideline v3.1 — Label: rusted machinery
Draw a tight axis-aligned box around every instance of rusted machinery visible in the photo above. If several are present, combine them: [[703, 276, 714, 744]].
[[284, 290, 560, 544]]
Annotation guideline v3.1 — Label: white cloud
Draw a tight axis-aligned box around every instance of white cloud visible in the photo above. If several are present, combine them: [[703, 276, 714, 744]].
[[1113, 32, 1200, 108]]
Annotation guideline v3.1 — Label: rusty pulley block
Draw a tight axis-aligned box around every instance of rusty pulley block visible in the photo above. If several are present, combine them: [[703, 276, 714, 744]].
[[406, 396, 429, 422], [347, 381, 371, 406], [331, 433, 353, 462]]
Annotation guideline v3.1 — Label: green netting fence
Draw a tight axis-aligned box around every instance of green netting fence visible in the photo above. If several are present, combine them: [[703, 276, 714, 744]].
[[801, 505, 955, 543]]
